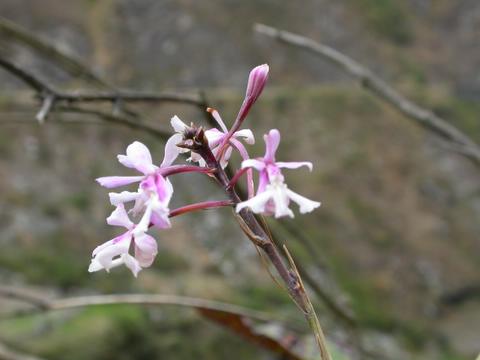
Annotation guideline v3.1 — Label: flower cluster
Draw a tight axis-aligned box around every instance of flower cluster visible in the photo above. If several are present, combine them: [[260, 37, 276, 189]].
[[90, 64, 320, 276]]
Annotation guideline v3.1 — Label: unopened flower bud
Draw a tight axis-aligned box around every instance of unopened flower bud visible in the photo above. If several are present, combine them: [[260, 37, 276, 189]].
[[245, 64, 269, 102]]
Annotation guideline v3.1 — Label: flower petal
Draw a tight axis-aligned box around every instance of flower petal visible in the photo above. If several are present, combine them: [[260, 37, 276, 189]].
[[171, 115, 188, 133], [96, 176, 144, 188], [241, 159, 265, 171], [106, 204, 134, 228], [123, 254, 142, 277], [207, 108, 228, 132], [109, 191, 139, 206], [162, 133, 185, 167], [234, 129, 255, 145], [205, 128, 225, 148], [236, 189, 272, 214], [134, 233, 158, 267], [92, 233, 131, 271], [276, 161, 313, 171], [271, 183, 294, 218], [264, 129, 280, 162], [286, 188, 321, 214], [118, 141, 156, 175]]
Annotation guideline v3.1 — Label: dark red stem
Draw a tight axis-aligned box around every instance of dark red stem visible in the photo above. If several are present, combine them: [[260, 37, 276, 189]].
[[169, 200, 233, 218], [160, 165, 215, 177]]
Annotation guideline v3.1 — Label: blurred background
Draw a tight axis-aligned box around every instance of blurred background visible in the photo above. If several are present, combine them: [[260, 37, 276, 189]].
[[0, 1, 479, 359]]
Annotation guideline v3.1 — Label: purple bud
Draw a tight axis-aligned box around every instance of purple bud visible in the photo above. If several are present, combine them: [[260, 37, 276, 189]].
[[245, 64, 269, 102]]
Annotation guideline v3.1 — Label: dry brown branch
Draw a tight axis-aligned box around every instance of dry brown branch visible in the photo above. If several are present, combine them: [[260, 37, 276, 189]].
[[0, 342, 47, 360], [255, 23, 480, 165], [0, 287, 305, 359], [54, 106, 171, 140], [0, 17, 108, 88], [0, 56, 201, 135]]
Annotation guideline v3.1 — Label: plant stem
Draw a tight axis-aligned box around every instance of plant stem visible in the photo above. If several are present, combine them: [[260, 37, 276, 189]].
[[196, 142, 332, 360]]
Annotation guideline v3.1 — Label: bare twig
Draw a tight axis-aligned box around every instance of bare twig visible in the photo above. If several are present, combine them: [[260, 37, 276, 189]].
[[0, 17, 108, 88], [0, 287, 308, 359], [0, 342, 47, 360], [255, 23, 480, 165], [0, 56, 202, 129], [54, 105, 170, 140]]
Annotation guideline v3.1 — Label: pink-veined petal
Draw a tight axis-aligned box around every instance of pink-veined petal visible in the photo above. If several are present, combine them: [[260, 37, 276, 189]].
[[162, 133, 185, 167], [207, 108, 228, 132], [271, 183, 294, 218], [219, 146, 233, 169], [106, 204, 134, 228], [118, 141, 156, 175], [234, 129, 255, 145], [96, 176, 144, 188], [285, 188, 321, 214], [92, 234, 131, 271], [171, 115, 188, 133], [276, 161, 313, 171], [264, 129, 280, 162], [123, 254, 142, 277], [236, 190, 272, 214], [230, 138, 254, 197], [109, 191, 139, 206], [241, 159, 265, 171], [205, 128, 225, 148], [134, 233, 158, 267]]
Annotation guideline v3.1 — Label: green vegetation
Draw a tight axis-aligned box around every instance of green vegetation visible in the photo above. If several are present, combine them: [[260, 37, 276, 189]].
[[350, 0, 413, 44]]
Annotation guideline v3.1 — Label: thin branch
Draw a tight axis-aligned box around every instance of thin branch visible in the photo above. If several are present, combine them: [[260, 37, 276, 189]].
[[53, 90, 204, 105], [0, 342, 47, 360], [0, 287, 309, 359], [0, 57, 52, 93], [255, 23, 480, 165], [0, 286, 271, 323], [0, 56, 205, 123], [54, 106, 170, 140], [0, 16, 108, 88], [35, 94, 55, 123]]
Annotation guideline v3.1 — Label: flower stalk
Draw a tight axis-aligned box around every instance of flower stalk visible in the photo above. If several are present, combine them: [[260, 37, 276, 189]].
[[181, 126, 331, 360]]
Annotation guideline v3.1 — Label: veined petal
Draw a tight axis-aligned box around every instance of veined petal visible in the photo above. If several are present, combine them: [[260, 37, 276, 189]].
[[264, 129, 280, 162], [88, 259, 103, 273], [171, 115, 188, 133], [207, 108, 228, 132], [205, 128, 225, 148], [96, 176, 144, 188], [285, 188, 321, 214], [241, 159, 265, 171], [118, 141, 156, 175], [134, 233, 158, 267], [276, 161, 313, 171], [134, 202, 153, 234], [123, 254, 142, 277], [109, 191, 139, 206], [219, 146, 233, 169], [236, 189, 272, 214], [162, 133, 185, 167], [234, 129, 255, 145], [92, 234, 131, 271], [271, 183, 294, 218], [106, 204, 134, 228]]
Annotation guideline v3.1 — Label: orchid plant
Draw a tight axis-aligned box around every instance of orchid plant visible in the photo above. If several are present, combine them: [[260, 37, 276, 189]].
[[91, 64, 329, 359]]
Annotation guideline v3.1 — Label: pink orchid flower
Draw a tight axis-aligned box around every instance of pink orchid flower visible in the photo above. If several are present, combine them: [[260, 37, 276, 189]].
[[88, 204, 158, 277], [236, 129, 320, 218], [166, 114, 254, 168], [96, 141, 174, 230]]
